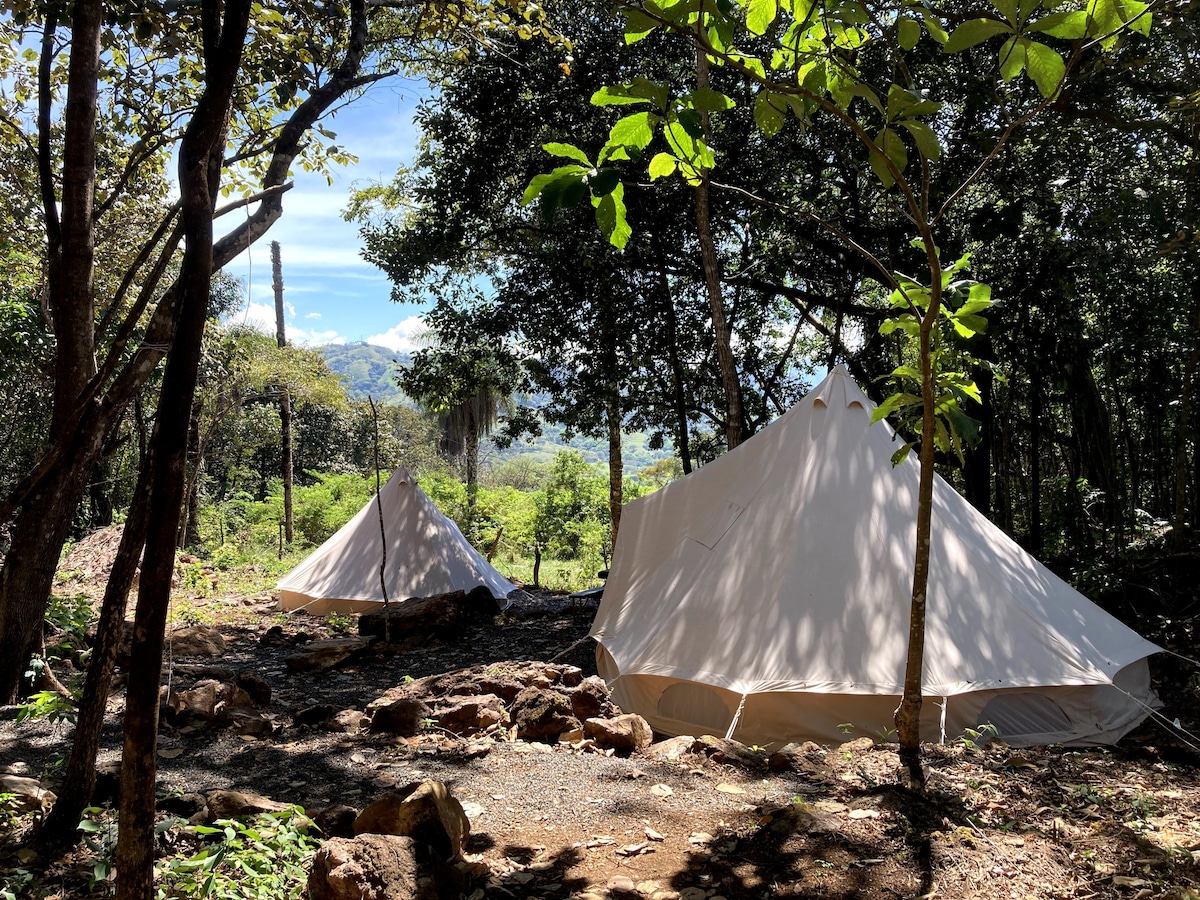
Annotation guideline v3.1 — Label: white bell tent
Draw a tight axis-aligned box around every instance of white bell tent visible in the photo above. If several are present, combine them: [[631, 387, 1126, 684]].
[[591, 367, 1161, 748], [277, 467, 515, 615]]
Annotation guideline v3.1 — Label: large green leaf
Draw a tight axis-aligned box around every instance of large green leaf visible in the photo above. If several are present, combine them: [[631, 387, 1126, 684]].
[[522, 165, 587, 206], [746, 0, 777, 35], [1023, 39, 1065, 97], [648, 152, 678, 180], [998, 35, 1026, 81], [899, 120, 941, 162], [594, 183, 631, 249], [943, 17, 1012, 53], [897, 16, 921, 49], [591, 87, 652, 107], [1029, 9, 1088, 38], [542, 142, 591, 164], [988, 0, 1018, 25], [609, 111, 658, 150], [753, 91, 787, 136], [688, 87, 736, 111], [592, 78, 670, 110], [587, 168, 621, 197]]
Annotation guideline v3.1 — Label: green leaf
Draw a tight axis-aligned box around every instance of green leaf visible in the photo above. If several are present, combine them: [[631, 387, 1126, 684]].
[[943, 18, 1012, 53], [623, 5, 662, 42], [592, 78, 670, 110], [753, 91, 787, 136], [890, 442, 915, 466], [677, 108, 705, 140], [540, 172, 587, 211], [1023, 40, 1066, 97], [952, 313, 989, 337], [998, 35, 1026, 81], [664, 119, 697, 157], [988, 0, 1019, 25], [591, 87, 652, 107], [869, 127, 907, 186], [899, 120, 942, 162], [522, 165, 587, 206], [688, 87, 736, 111], [588, 168, 621, 196], [648, 152, 678, 180], [920, 10, 949, 43], [594, 183, 631, 249], [746, 0, 778, 35], [1029, 9, 1088, 38], [897, 16, 921, 49], [944, 404, 981, 446], [609, 111, 658, 150], [542, 142, 592, 164], [871, 392, 920, 421], [890, 365, 922, 382]]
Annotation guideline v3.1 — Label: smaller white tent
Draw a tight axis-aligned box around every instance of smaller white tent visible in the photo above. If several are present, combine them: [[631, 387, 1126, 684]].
[[592, 367, 1161, 748], [278, 467, 515, 614]]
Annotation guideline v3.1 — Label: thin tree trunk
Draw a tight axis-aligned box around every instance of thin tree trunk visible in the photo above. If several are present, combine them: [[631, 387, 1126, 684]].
[[693, 41, 742, 451], [606, 397, 623, 552], [655, 249, 692, 474], [115, 3, 251, 895], [38, 459, 152, 846], [272, 240, 294, 544], [465, 428, 479, 539]]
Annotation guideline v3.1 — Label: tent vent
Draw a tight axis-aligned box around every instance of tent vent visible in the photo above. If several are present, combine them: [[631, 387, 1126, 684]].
[[812, 398, 827, 409], [977, 693, 1072, 740], [848, 400, 865, 411]]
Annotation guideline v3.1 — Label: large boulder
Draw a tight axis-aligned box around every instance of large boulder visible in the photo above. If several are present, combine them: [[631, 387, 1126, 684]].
[[370, 698, 430, 737], [567, 676, 612, 721], [285, 636, 371, 673], [203, 790, 289, 823], [167, 625, 227, 658], [354, 780, 470, 860], [308, 834, 449, 900], [584, 714, 654, 754], [509, 686, 579, 742], [0, 774, 56, 813]]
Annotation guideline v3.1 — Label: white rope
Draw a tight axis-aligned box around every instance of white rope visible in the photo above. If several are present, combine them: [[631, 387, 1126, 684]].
[[1106, 682, 1200, 756], [1158, 646, 1200, 668]]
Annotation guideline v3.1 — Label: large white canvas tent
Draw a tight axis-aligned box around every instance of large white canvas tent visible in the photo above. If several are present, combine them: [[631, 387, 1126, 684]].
[[278, 467, 515, 614], [592, 367, 1161, 748]]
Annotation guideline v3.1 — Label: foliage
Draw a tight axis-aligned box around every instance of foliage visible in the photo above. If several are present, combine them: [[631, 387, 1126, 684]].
[[155, 807, 320, 900], [319, 343, 413, 405], [78, 806, 121, 891]]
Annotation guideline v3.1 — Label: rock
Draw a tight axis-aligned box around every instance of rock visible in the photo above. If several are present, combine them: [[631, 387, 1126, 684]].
[[235, 671, 272, 706], [167, 625, 227, 658], [204, 790, 289, 822], [259, 624, 290, 647], [607, 874, 637, 894], [315, 804, 360, 839], [354, 780, 470, 860], [91, 758, 122, 806], [159, 792, 207, 820], [510, 686, 580, 742], [371, 698, 430, 737], [692, 734, 766, 768], [0, 774, 55, 812], [647, 735, 696, 763], [584, 714, 654, 754], [294, 704, 338, 728], [216, 706, 274, 737], [434, 694, 506, 736], [558, 665, 584, 687], [167, 679, 220, 724], [308, 834, 451, 900], [330, 709, 369, 733], [216, 682, 256, 709], [768, 741, 827, 773], [837, 736, 876, 754], [285, 637, 371, 673], [568, 676, 611, 721], [358, 592, 466, 641]]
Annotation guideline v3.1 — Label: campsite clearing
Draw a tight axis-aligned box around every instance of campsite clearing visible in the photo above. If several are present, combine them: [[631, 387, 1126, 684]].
[[3, 588, 1199, 900]]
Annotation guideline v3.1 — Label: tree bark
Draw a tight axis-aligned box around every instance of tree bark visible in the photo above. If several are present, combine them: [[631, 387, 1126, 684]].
[[693, 42, 742, 451], [272, 240, 294, 544], [114, 3, 251, 896], [606, 397, 623, 553], [0, 0, 377, 700]]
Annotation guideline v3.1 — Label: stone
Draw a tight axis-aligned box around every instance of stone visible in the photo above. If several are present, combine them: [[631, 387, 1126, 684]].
[[584, 714, 654, 754], [647, 735, 697, 763], [285, 637, 371, 673], [204, 790, 289, 822], [558, 665, 584, 687], [837, 736, 876, 754], [331, 709, 370, 733], [358, 592, 468, 641], [235, 671, 272, 706], [0, 774, 55, 812], [354, 780, 470, 860], [692, 735, 766, 768], [433, 694, 506, 736], [768, 742, 829, 774], [216, 682, 256, 710], [308, 834, 448, 900], [371, 698, 430, 736], [294, 703, 337, 728], [167, 679, 220, 724], [159, 792, 207, 820], [259, 624, 290, 647], [216, 706, 274, 737], [315, 804, 360, 839], [167, 625, 227, 658], [568, 676, 611, 721], [510, 687, 580, 742], [607, 874, 637, 894]]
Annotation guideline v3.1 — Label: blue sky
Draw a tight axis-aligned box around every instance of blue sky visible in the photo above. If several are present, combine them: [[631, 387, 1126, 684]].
[[227, 76, 432, 353]]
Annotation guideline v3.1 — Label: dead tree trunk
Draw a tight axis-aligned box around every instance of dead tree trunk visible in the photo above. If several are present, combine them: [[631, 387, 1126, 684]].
[[271, 240, 294, 544]]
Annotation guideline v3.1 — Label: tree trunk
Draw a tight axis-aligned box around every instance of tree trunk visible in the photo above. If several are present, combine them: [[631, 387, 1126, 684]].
[[693, 42, 742, 451], [606, 397, 624, 552], [115, 4, 251, 896], [271, 240, 294, 544], [1171, 279, 1200, 545], [39, 462, 152, 846], [0, 0, 104, 704], [465, 428, 479, 539]]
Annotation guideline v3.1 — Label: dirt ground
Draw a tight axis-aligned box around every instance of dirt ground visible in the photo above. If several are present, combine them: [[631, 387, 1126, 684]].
[[3, 543, 1200, 899]]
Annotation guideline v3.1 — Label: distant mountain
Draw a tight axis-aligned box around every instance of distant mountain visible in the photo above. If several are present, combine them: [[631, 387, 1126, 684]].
[[320, 342, 673, 472], [320, 342, 411, 405]]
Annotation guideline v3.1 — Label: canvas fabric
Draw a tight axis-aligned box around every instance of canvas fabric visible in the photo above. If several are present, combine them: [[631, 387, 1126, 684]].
[[591, 367, 1161, 747], [278, 467, 515, 614]]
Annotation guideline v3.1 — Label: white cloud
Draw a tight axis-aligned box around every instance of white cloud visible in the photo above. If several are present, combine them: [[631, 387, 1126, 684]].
[[365, 315, 428, 353], [305, 312, 322, 319], [290, 327, 345, 346]]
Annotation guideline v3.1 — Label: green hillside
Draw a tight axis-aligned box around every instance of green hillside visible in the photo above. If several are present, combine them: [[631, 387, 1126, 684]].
[[319, 343, 411, 405]]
